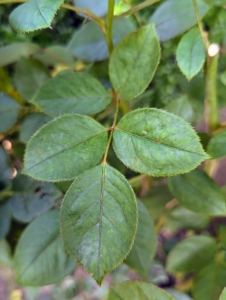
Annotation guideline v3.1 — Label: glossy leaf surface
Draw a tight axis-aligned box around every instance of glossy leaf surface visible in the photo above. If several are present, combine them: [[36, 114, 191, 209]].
[[68, 18, 136, 62], [125, 199, 156, 274], [113, 108, 208, 176], [0, 93, 20, 134], [207, 130, 226, 159], [14, 210, 76, 286], [14, 58, 50, 102], [109, 23, 160, 101], [60, 164, 137, 283], [9, 0, 64, 33], [108, 281, 177, 300], [19, 113, 52, 144], [168, 169, 226, 215], [150, 0, 209, 41], [176, 28, 205, 80], [24, 114, 108, 181], [167, 235, 216, 272], [32, 72, 112, 116]]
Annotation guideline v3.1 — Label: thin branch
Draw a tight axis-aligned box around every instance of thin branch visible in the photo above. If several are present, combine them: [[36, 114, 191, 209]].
[[192, 0, 209, 51]]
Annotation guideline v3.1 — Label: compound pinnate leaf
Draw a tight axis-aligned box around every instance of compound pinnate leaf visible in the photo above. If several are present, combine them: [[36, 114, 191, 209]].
[[109, 23, 160, 101], [9, 0, 64, 33], [125, 199, 156, 275], [14, 210, 76, 286], [60, 164, 137, 284], [24, 114, 108, 181], [168, 169, 226, 215], [113, 108, 208, 176], [176, 28, 206, 80], [167, 235, 216, 272], [0, 93, 20, 134], [150, 0, 209, 41], [32, 72, 112, 117], [207, 130, 226, 159], [108, 281, 177, 300]]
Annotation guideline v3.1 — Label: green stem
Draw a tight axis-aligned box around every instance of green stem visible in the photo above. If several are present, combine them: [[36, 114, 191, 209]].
[[205, 52, 219, 134], [103, 92, 120, 164], [192, 0, 208, 52], [61, 4, 105, 31], [0, 0, 25, 3], [114, 0, 160, 20], [106, 0, 115, 55]]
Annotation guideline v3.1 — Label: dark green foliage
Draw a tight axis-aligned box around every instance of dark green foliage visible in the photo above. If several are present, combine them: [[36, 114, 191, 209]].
[[1, 0, 226, 299]]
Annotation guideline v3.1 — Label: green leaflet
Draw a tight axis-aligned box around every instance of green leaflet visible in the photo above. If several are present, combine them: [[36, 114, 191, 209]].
[[125, 199, 156, 275], [166, 235, 216, 272], [150, 0, 209, 41], [168, 206, 209, 230], [14, 58, 50, 102], [108, 281, 177, 300], [0, 146, 13, 185], [24, 114, 108, 181], [176, 28, 206, 80], [113, 108, 208, 176], [164, 95, 194, 123], [9, 0, 64, 33], [10, 174, 62, 223], [0, 93, 20, 134], [207, 130, 226, 159], [14, 210, 76, 286], [68, 18, 136, 62], [109, 23, 160, 101], [34, 45, 75, 66], [0, 240, 13, 267], [0, 200, 11, 239], [19, 113, 52, 144], [142, 185, 173, 221], [32, 72, 112, 116], [219, 288, 226, 300], [60, 164, 137, 284], [193, 260, 226, 300], [0, 43, 40, 67], [168, 169, 226, 215]]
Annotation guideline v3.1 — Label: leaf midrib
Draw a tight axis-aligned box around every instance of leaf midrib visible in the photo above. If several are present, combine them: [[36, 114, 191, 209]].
[[26, 129, 107, 171], [115, 127, 206, 157]]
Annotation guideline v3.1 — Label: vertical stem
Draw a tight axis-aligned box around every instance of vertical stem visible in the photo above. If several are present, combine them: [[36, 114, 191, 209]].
[[103, 92, 120, 164], [192, 0, 208, 52], [106, 0, 115, 55], [205, 52, 219, 134]]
